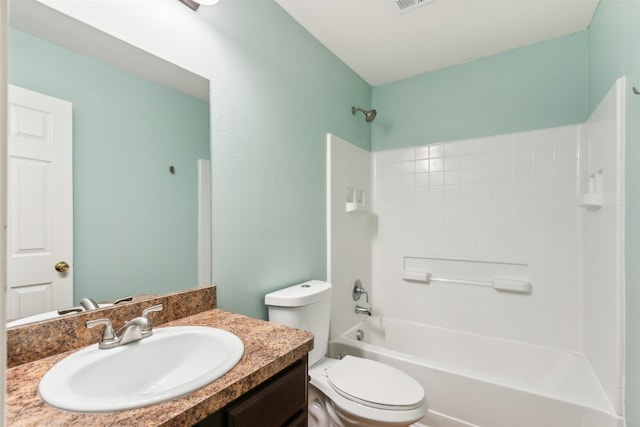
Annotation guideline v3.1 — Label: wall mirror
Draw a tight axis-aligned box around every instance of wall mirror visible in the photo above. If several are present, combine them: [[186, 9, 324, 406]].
[[6, 0, 211, 326]]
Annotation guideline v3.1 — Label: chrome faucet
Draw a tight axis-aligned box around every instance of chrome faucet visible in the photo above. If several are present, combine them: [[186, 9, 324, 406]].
[[58, 297, 101, 315], [58, 295, 133, 315], [353, 280, 372, 316], [355, 305, 372, 316], [86, 304, 163, 349]]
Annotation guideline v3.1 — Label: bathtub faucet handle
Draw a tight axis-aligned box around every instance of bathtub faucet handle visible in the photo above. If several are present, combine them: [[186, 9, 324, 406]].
[[352, 279, 369, 303]]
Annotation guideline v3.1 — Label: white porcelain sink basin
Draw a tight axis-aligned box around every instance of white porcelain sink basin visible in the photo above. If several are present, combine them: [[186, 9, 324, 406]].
[[39, 326, 244, 412]]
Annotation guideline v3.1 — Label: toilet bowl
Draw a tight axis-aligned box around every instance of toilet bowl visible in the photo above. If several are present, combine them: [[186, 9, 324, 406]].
[[265, 280, 427, 427], [308, 356, 427, 427]]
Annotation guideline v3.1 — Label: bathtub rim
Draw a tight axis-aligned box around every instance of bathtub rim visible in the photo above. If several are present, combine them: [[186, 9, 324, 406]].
[[330, 316, 621, 421]]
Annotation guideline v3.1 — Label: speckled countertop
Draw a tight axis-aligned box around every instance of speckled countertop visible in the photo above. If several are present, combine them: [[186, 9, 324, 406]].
[[6, 295, 314, 426]]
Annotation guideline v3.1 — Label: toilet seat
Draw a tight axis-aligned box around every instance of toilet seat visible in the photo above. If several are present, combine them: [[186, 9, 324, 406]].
[[309, 356, 428, 425], [325, 356, 425, 411]]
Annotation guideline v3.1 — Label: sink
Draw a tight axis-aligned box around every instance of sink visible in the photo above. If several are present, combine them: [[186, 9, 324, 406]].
[[38, 326, 244, 412]]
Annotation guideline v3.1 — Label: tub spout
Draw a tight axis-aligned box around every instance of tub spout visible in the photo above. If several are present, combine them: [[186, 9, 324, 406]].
[[355, 305, 372, 316]]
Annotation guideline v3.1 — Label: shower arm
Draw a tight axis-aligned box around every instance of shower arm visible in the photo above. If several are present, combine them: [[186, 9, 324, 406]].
[[351, 106, 377, 123]]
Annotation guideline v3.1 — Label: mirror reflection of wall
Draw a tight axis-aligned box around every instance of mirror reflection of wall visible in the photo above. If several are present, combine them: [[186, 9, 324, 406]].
[[7, 27, 211, 317]]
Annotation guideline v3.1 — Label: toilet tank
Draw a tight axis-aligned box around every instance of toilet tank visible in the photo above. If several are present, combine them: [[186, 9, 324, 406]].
[[265, 280, 332, 366]]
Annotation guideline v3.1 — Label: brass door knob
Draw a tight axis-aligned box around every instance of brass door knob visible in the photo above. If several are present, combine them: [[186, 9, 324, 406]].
[[55, 261, 70, 273]]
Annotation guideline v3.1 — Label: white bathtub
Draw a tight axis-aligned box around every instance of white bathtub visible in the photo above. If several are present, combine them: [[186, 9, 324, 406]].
[[329, 317, 624, 427]]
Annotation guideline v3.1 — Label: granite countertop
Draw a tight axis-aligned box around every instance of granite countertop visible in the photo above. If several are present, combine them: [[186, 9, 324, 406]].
[[6, 309, 314, 426]]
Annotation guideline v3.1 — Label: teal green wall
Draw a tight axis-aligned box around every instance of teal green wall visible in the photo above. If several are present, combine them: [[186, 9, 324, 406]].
[[8, 28, 210, 303], [588, 1, 640, 425], [206, 1, 371, 319], [372, 33, 589, 151]]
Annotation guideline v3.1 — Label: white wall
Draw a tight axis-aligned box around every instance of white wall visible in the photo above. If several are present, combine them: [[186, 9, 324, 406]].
[[581, 76, 626, 414], [371, 125, 582, 350], [327, 134, 372, 339]]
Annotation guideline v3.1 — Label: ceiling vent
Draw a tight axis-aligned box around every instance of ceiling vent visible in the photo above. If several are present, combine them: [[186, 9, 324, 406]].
[[394, 0, 437, 14]]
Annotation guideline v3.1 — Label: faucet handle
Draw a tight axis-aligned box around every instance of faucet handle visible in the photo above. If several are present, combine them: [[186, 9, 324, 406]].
[[142, 304, 163, 323], [352, 279, 369, 303], [57, 306, 83, 315], [142, 303, 163, 316], [140, 304, 163, 333], [86, 318, 117, 343], [113, 296, 133, 305]]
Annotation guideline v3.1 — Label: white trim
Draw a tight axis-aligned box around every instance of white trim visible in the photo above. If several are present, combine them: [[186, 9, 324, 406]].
[[1, 0, 9, 423], [326, 133, 332, 282], [197, 159, 212, 286]]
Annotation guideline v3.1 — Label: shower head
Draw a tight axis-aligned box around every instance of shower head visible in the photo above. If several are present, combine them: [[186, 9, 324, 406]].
[[352, 106, 377, 123]]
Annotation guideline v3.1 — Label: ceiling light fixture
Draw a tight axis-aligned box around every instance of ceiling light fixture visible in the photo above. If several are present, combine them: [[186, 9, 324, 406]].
[[179, 0, 219, 11]]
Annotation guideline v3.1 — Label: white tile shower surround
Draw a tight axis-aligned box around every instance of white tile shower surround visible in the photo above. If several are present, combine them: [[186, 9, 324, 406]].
[[581, 77, 626, 414], [372, 125, 583, 350], [369, 77, 625, 415]]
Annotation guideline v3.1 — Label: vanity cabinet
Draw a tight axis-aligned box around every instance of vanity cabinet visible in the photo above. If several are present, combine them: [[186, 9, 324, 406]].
[[195, 356, 308, 427]]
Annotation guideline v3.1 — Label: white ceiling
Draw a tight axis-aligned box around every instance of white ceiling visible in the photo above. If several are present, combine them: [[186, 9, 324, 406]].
[[10, 0, 209, 101], [275, 0, 599, 86]]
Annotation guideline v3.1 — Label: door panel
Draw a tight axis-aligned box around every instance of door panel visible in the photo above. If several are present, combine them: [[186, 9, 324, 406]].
[[7, 85, 73, 321]]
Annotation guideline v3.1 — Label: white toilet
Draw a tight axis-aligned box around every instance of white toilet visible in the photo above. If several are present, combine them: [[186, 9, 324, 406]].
[[265, 280, 427, 427]]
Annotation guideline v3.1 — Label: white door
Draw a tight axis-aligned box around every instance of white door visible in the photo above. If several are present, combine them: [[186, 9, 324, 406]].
[[6, 85, 73, 320]]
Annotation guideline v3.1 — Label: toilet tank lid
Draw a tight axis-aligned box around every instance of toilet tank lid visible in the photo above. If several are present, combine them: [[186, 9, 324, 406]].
[[265, 280, 332, 307]]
